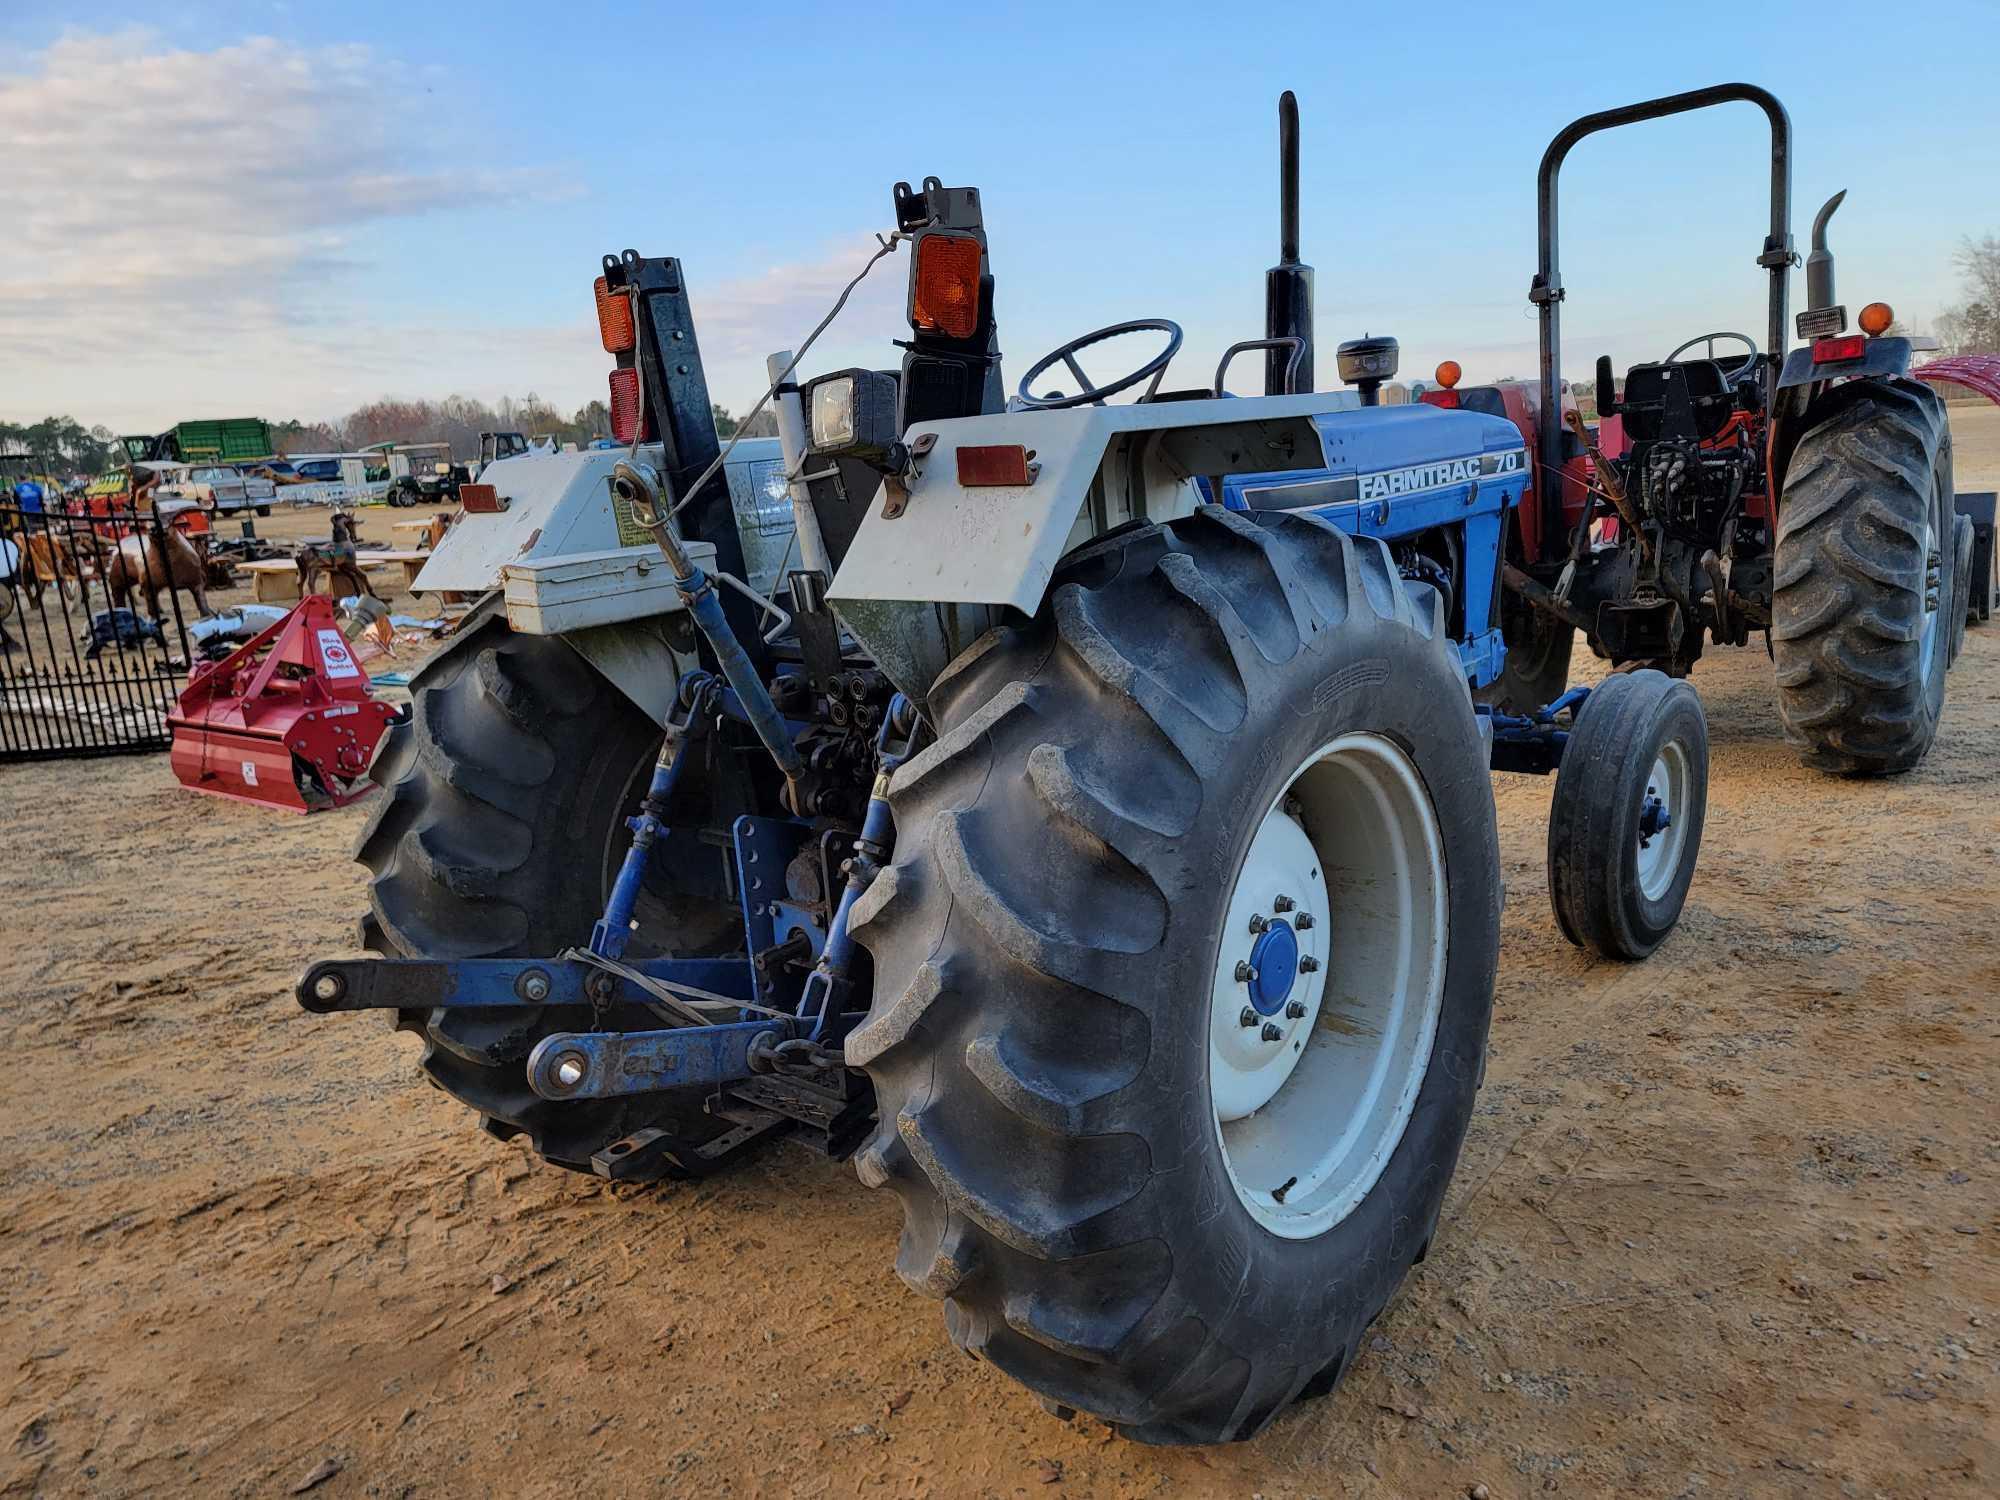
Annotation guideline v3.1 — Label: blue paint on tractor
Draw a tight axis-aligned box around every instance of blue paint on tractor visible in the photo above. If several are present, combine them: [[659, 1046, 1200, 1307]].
[[1214, 403, 1530, 690], [1248, 921, 1300, 1015]]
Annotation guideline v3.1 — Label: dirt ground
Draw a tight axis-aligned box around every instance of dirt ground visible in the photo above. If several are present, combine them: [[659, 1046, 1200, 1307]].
[[1, 410, 1996, 1499]]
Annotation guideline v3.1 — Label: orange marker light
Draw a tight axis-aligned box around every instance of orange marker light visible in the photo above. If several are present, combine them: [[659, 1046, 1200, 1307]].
[[1435, 360, 1463, 389], [595, 276, 635, 354], [1858, 301, 1895, 337], [912, 234, 982, 340]]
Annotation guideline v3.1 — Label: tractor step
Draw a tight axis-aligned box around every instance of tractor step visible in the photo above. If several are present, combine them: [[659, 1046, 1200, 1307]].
[[590, 1104, 792, 1182], [726, 1070, 873, 1161]]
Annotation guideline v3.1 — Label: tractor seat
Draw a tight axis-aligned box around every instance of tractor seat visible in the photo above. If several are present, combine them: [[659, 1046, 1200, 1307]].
[[1618, 360, 1735, 444]]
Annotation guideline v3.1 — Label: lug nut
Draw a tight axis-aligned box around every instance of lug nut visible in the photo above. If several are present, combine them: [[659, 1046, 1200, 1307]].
[[1295, 913, 1315, 931], [518, 969, 551, 1002], [1299, 956, 1320, 973], [1285, 1000, 1307, 1019], [1234, 960, 1257, 983], [1248, 913, 1268, 934], [1239, 1007, 1258, 1028], [1273, 894, 1295, 913], [1260, 1023, 1284, 1042]]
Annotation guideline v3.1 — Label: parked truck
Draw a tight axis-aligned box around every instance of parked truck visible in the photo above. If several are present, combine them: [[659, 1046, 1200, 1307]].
[[121, 417, 274, 467]]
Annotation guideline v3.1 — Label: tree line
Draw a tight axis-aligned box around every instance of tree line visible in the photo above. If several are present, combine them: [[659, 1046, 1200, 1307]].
[[3, 395, 776, 477], [7, 237, 1988, 475]]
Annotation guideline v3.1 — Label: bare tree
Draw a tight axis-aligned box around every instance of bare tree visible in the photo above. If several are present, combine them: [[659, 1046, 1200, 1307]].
[[1937, 234, 2000, 356]]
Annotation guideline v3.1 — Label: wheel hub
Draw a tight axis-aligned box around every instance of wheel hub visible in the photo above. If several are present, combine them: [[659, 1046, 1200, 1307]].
[[1633, 746, 1690, 901], [1637, 795, 1671, 847], [1209, 811, 1327, 1124], [1247, 920, 1300, 1015], [1207, 734, 1448, 1241]]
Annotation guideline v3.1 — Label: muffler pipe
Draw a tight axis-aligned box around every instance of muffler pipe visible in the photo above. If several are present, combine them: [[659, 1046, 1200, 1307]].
[[1805, 189, 1846, 314], [612, 460, 805, 801], [1263, 90, 1314, 395]]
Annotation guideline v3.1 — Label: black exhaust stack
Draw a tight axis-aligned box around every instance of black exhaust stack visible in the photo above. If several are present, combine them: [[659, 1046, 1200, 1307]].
[[1265, 91, 1314, 395], [1804, 189, 1846, 315]]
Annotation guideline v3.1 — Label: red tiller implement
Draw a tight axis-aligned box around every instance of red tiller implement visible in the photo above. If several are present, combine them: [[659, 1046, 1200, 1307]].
[[168, 594, 398, 812]]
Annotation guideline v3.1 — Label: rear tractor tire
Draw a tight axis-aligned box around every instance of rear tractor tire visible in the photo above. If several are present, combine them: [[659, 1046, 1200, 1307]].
[[846, 508, 1502, 1444], [1478, 590, 1574, 715], [1546, 670, 1707, 961], [1772, 379, 1954, 774], [356, 614, 755, 1180]]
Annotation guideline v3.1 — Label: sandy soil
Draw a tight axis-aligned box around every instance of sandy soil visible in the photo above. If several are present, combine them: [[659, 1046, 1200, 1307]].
[[0, 414, 1996, 1499]]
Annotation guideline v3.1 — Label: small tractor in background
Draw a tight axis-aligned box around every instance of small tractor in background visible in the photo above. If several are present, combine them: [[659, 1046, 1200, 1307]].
[[298, 93, 1712, 1443], [1426, 83, 1997, 775]]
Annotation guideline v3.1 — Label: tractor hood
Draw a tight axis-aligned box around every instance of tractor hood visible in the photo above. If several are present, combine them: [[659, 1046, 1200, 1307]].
[[1226, 404, 1527, 517]]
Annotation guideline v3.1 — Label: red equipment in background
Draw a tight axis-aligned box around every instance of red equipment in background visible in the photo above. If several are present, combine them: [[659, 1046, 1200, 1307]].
[[168, 595, 398, 813]]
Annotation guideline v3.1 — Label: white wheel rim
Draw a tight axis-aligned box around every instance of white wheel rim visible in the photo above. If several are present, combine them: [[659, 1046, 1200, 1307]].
[[1633, 741, 1691, 902], [1207, 733, 1447, 1241]]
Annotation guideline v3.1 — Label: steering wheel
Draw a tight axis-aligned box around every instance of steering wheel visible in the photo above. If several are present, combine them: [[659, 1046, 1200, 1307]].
[[1016, 319, 1184, 410], [1664, 331, 1760, 385]]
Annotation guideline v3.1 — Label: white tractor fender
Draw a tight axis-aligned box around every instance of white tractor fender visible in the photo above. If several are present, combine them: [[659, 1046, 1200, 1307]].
[[826, 394, 1344, 704]]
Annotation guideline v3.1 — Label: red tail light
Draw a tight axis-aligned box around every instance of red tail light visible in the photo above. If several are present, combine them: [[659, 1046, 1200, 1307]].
[[911, 233, 982, 340], [1812, 334, 1867, 364], [609, 368, 650, 442], [595, 276, 635, 353]]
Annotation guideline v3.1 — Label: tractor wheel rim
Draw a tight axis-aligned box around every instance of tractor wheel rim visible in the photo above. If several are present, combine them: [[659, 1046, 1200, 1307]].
[[1917, 508, 1940, 682], [1634, 742, 1690, 902], [1207, 732, 1447, 1241]]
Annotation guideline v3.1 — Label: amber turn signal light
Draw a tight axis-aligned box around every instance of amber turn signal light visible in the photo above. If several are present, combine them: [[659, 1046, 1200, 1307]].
[[911, 234, 982, 340], [595, 276, 635, 354]]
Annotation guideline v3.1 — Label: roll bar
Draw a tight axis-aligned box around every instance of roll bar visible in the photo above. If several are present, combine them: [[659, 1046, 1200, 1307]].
[[1530, 83, 1794, 546]]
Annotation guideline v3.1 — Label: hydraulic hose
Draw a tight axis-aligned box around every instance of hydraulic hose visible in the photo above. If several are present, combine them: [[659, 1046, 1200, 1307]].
[[612, 460, 805, 806]]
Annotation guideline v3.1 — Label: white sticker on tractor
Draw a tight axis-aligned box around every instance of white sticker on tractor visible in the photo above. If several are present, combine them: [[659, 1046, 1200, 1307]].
[[317, 630, 362, 680], [242, 761, 258, 786]]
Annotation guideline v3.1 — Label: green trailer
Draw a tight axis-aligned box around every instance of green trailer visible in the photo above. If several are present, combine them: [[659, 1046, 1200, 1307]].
[[121, 418, 273, 465]]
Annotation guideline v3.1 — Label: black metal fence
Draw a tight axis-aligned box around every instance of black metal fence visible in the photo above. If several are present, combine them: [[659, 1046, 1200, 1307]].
[[0, 501, 196, 760]]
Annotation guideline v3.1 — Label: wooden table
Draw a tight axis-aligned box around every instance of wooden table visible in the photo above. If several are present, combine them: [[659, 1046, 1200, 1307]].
[[242, 550, 432, 604]]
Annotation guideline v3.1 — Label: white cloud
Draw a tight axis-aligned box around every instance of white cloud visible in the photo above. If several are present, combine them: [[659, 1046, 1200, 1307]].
[[688, 235, 910, 415], [0, 28, 917, 431], [0, 28, 586, 428]]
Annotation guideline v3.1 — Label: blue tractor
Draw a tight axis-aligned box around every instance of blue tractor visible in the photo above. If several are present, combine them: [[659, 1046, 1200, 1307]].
[[299, 94, 1706, 1444]]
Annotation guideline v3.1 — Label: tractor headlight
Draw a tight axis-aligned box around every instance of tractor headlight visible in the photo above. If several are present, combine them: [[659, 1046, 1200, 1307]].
[[811, 376, 857, 449], [804, 368, 901, 464]]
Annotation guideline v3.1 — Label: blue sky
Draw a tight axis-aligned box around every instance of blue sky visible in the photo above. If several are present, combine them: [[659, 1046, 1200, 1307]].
[[3, 1, 1996, 429]]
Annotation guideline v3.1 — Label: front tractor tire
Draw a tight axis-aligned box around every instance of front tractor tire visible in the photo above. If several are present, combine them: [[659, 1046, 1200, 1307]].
[[846, 509, 1501, 1444], [356, 615, 751, 1179], [1546, 670, 1707, 961], [1773, 379, 1954, 774]]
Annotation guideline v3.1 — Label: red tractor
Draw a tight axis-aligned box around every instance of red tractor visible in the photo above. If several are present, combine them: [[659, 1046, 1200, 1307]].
[[1430, 83, 1993, 774]]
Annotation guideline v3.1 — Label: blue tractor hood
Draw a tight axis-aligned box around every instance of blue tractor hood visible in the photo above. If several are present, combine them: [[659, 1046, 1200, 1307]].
[[1220, 403, 1529, 517]]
